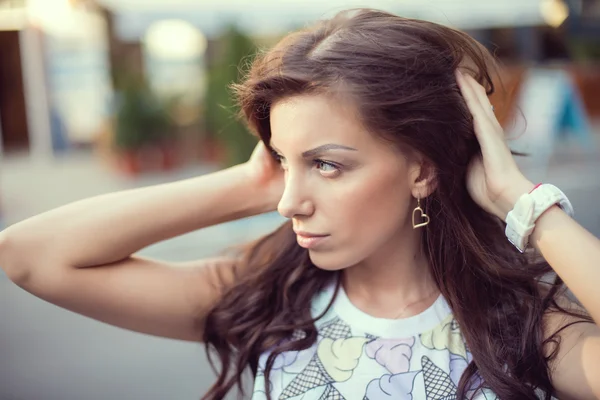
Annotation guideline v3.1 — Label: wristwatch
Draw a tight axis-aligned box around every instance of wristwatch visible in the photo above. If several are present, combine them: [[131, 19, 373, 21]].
[[504, 183, 574, 253]]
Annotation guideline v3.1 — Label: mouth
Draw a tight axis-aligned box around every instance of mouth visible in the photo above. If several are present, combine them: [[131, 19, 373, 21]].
[[294, 231, 330, 249], [294, 230, 328, 238]]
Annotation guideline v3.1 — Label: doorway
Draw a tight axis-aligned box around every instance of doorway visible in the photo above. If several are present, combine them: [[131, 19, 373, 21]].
[[0, 30, 29, 153]]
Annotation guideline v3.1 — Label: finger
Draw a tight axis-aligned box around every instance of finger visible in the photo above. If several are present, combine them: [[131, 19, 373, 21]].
[[462, 73, 503, 132], [456, 74, 512, 163], [455, 71, 497, 140], [455, 70, 483, 116], [456, 72, 505, 143]]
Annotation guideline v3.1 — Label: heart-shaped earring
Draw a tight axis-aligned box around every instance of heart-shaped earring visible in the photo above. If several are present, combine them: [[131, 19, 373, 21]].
[[412, 197, 430, 229]]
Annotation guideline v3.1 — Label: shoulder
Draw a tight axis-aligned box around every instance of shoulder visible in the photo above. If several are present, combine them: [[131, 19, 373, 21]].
[[541, 289, 600, 399]]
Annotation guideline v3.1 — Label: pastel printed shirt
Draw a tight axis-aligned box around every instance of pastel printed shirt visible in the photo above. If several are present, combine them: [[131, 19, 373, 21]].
[[251, 284, 498, 400]]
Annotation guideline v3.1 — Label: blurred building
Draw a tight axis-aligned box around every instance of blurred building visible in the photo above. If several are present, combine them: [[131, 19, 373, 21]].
[[0, 0, 111, 158], [0, 0, 32, 155], [1, 0, 599, 159]]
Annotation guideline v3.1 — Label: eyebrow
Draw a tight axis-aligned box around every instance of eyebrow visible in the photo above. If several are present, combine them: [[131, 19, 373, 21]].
[[271, 143, 358, 158]]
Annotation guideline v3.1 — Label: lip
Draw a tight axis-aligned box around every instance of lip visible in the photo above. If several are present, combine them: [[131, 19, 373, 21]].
[[294, 230, 328, 237], [294, 231, 330, 249]]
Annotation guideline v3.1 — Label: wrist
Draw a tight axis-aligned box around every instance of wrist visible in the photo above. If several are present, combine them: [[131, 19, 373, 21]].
[[234, 164, 279, 215], [496, 178, 536, 220], [503, 183, 574, 252]]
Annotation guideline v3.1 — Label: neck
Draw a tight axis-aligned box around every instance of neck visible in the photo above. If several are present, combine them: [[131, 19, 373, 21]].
[[341, 225, 438, 319]]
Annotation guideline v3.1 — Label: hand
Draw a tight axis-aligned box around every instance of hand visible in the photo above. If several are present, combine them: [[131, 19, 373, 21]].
[[455, 70, 535, 220], [242, 141, 285, 212]]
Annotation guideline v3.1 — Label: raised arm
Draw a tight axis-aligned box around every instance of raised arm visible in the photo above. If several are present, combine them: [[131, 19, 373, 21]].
[[0, 143, 284, 341], [456, 70, 600, 399]]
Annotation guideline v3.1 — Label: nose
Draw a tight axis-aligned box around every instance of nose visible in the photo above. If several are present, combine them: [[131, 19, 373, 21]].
[[277, 172, 314, 219]]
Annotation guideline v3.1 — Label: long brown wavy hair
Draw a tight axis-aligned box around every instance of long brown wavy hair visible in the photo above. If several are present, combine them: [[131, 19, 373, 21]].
[[202, 9, 590, 400]]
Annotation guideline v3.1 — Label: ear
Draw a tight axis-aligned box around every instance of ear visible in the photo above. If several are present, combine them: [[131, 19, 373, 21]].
[[408, 158, 437, 200]]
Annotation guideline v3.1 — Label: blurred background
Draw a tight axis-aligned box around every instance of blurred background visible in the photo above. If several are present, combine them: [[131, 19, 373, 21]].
[[0, 0, 599, 399]]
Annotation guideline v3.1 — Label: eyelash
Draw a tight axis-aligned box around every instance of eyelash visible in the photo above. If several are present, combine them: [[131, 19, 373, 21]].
[[271, 152, 341, 174], [314, 159, 339, 172]]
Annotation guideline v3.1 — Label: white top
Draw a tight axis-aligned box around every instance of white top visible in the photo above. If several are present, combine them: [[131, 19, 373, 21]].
[[251, 283, 499, 400]]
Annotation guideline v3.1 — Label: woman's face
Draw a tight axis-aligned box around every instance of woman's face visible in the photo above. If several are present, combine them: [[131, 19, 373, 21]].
[[269, 94, 420, 270]]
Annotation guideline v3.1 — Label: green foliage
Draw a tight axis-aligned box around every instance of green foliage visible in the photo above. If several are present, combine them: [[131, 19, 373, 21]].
[[204, 25, 259, 166], [113, 76, 173, 151], [569, 37, 600, 61]]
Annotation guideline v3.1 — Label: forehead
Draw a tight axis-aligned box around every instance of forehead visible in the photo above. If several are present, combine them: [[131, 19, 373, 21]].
[[269, 94, 381, 152]]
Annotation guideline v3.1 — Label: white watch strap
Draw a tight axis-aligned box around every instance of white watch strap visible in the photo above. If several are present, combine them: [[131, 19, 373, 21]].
[[505, 184, 573, 252], [505, 195, 536, 252]]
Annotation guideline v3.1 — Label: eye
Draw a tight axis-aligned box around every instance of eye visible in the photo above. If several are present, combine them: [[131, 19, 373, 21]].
[[314, 159, 340, 175]]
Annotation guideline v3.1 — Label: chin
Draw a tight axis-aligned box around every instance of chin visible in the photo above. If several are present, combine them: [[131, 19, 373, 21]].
[[307, 249, 355, 272]]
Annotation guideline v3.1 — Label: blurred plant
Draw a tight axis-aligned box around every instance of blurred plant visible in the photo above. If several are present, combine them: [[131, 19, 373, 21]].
[[569, 38, 600, 61], [204, 25, 259, 166], [112, 73, 174, 151]]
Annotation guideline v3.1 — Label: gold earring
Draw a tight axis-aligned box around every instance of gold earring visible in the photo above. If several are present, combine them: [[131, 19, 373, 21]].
[[412, 197, 430, 229]]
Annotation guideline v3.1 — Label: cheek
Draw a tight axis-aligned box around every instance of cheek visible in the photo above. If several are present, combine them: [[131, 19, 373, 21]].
[[353, 182, 410, 235], [309, 184, 410, 271], [329, 172, 411, 245]]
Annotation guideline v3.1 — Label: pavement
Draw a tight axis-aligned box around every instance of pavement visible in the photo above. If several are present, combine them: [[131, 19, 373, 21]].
[[0, 136, 599, 400]]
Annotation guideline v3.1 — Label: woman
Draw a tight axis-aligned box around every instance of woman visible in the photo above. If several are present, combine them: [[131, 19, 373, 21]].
[[1, 9, 599, 400]]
